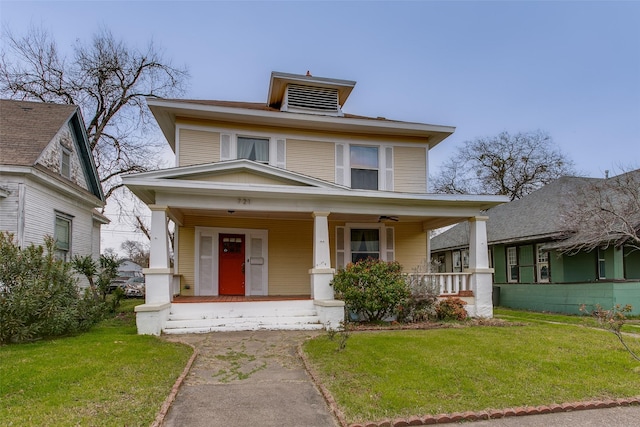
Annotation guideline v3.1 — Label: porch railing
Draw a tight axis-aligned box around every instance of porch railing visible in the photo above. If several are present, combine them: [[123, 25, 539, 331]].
[[404, 272, 472, 296]]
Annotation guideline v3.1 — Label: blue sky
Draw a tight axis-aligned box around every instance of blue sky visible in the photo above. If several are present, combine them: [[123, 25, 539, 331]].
[[1, 1, 639, 251]]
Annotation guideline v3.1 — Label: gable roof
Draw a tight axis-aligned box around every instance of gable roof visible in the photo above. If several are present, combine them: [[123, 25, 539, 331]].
[[122, 159, 349, 203], [0, 99, 77, 166], [0, 99, 104, 202], [430, 176, 600, 250]]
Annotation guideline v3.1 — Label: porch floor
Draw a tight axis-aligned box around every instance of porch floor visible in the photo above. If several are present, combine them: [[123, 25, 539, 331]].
[[172, 295, 312, 303]]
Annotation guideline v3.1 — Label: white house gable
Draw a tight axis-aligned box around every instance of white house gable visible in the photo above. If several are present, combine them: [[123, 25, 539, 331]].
[[36, 122, 90, 191]]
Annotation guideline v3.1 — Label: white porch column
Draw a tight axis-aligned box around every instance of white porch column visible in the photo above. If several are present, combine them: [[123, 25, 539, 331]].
[[309, 212, 344, 329], [143, 205, 173, 305], [467, 216, 494, 317], [309, 212, 335, 300]]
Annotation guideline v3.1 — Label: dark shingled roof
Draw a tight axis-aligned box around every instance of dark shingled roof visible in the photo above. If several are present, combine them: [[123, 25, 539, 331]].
[[430, 176, 601, 251], [0, 99, 77, 166]]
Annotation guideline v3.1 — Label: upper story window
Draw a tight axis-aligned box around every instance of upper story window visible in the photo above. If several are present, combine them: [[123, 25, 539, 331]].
[[237, 137, 269, 163], [350, 145, 379, 190], [336, 143, 393, 191], [219, 133, 285, 168], [60, 146, 71, 179]]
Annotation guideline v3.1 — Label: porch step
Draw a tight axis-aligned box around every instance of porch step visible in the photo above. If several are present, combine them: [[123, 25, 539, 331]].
[[162, 300, 325, 334]]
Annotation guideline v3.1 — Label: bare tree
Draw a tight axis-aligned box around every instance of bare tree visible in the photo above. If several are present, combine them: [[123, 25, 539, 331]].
[[120, 240, 150, 268], [555, 168, 640, 255], [431, 130, 576, 200], [0, 26, 188, 203]]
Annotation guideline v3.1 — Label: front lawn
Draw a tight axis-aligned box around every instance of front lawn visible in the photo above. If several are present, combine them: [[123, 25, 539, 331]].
[[303, 309, 640, 424], [0, 300, 193, 426]]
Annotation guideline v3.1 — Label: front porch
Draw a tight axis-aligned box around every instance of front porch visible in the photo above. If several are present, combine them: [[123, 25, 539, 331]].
[[123, 161, 505, 335]]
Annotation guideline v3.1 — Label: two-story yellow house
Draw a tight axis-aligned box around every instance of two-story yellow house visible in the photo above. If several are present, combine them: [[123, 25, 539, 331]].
[[122, 71, 508, 335]]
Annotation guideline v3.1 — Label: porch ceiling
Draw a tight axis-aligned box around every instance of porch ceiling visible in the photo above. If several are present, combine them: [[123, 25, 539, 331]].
[[171, 208, 469, 230]]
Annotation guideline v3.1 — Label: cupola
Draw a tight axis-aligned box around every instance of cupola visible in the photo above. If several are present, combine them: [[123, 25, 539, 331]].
[[267, 71, 356, 117]]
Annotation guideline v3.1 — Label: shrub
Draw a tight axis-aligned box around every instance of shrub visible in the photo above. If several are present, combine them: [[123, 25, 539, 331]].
[[436, 297, 468, 321], [0, 232, 106, 343], [331, 259, 410, 322], [398, 262, 441, 323]]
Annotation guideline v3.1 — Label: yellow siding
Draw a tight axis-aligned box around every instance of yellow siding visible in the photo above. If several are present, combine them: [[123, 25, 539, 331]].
[[178, 129, 220, 166], [178, 226, 195, 296], [175, 118, 427, 145], [394, 146, 427, 193], [178, 218, 427, 296], [286, 139, 335, 182], [180, 216, 312, 295], [181, 171, 305, 186], [394, 222, 428, 271]]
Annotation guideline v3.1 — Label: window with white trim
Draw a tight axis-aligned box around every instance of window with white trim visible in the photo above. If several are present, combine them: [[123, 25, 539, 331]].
[[220, 133, 286, 168], [350, 228, 380, 263], [598, 248, 606, 279], [54, 213, 72, 261], [350, 145, 378, 190], [60, 146, 71, 179], [237, 136, 269, 163], [453, 250, 462, 272], [461, 249, 469, 270], [335, 224, 394, 269], [507, 246, 518, 283], [536, 244, 550, 283]]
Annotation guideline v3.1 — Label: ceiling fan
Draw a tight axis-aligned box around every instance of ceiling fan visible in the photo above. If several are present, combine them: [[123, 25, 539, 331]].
[[378, 215, 399, 222]]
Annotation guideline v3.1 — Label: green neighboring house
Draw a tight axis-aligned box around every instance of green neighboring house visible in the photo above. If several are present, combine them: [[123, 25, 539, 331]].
[[430, 172, 640, 315]]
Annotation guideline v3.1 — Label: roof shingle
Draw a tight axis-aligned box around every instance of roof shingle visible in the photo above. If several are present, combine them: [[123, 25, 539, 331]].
[[0, 99, 77, 166]]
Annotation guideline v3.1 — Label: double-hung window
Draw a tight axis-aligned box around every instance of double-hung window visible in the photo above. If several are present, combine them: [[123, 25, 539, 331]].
[[597, 248, 606, 279], [507, 247, 518, 283], [54, 213, 72, 261], [60, 146, 71, 179], [350, 228, 380, 263], [237, 136, 269, 163], [350, 145, 379, 190], [536, 245, 550, 283], [335, 224, 394, 269]]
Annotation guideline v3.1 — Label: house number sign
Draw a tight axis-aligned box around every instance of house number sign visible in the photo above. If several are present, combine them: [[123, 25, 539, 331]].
[[238, 198, 251, 205]]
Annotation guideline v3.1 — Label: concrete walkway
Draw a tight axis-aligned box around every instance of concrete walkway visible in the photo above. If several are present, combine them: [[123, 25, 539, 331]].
[[161, 330, 339, 427], [161, 330, 640, 427]]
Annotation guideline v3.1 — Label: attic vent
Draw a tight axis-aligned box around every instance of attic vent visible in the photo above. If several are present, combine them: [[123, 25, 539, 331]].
[[283, 84, 341, 115]]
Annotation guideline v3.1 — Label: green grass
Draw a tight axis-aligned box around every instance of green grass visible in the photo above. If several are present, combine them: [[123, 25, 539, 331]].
[[303, 310, 640, 424], [0, 300, 193, 426]]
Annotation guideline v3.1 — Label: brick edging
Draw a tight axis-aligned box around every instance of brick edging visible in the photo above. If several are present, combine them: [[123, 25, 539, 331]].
[[297, 343, 350, 427], [298, 346, 640, 427], [347, 397, 640, 427], [151, 342, 198, 427]]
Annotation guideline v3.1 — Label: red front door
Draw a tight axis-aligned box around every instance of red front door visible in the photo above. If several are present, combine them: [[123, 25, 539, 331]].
[[218, 234, 245, 295]]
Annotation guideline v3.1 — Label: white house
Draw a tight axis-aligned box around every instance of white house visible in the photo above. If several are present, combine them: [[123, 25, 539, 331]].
[[122, 71, 509, 335], [0, 99, 108, 270]]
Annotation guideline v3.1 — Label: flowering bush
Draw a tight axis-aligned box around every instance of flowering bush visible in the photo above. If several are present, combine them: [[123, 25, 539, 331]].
[[436, 297, 468, 321], [331, 259, 411, 322]]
